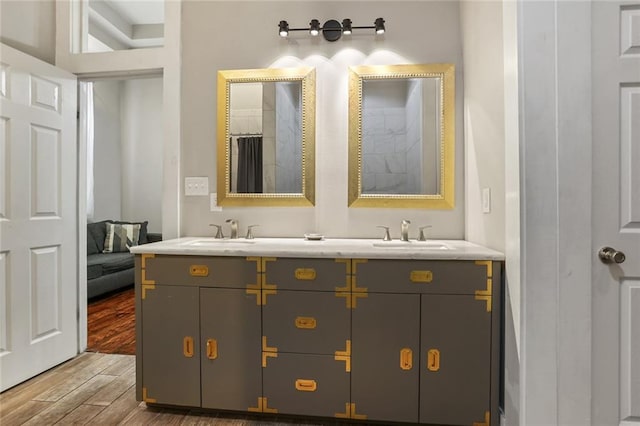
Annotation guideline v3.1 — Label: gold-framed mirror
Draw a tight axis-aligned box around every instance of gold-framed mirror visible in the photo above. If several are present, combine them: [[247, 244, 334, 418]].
[[348, 63, 455, 208], [217, 67, 316, 206]]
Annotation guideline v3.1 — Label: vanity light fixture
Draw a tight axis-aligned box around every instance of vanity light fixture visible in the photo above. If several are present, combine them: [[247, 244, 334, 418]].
[[342, 19, 352, 35], [278, 17, 386, 42], [278, 20, 289, 37], [309, 19, 321, 36]]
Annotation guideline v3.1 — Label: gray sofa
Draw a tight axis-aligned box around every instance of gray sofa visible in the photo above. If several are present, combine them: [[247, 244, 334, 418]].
[[87, 220, 161, 299]]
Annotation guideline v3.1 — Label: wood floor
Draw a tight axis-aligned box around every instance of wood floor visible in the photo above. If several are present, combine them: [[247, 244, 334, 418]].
[[87, 287, 136, 355], [0, 353, 335, 425]]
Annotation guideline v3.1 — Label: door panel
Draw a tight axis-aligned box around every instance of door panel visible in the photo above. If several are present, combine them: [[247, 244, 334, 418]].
[[0, 43, 78, 392], [592, 2, 640, 425], [30, 246, 61, 339], [621, 280, 640, 420], [620, 84, 640, 229]]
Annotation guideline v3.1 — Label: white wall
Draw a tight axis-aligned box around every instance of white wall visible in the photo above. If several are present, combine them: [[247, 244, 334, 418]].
[[460, 3, 518, 424], [92, 80, 123, 222], [0, 0, 56, 64], [91, 78, 163, 233], [460, 1, 506, 252], [121, 77, 164, 233], [181, 1, 465, 239]]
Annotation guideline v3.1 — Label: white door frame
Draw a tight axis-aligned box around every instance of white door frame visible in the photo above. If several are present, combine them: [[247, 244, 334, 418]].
[[54, 0, 182, 353], [518, 1, 593, 425]]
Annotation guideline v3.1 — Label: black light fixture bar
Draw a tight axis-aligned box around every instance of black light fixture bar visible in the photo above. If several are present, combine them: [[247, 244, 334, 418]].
[[278, 17, 385, 41]]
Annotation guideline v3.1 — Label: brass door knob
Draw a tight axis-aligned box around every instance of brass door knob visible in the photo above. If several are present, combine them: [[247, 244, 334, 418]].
[[598, 247, 626, 264]]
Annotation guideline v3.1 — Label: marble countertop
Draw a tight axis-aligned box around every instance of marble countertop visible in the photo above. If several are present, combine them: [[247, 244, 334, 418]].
[[130, 237, 505, 261]]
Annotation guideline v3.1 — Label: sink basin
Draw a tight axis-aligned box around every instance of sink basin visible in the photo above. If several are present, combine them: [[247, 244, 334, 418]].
[[372, 241, 450, 250], [185, 239, 256, 246]]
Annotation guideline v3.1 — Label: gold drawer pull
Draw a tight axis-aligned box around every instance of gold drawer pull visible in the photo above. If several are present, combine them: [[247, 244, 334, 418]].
[[190, 265, 209, 277], [295, 379, 317, 392], [206, 339, 218, 360], [400, 348, 413, 370], [183, 336, 194, 358], [295, 268, 316, 280], [295, 316, 317, 329], [427, 349, 440, 371], [410, 270, 433, 283]]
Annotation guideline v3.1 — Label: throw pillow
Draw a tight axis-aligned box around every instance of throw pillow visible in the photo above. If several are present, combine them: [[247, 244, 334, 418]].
[[103, 223, 141, 253], [112, 220, 149, 244]]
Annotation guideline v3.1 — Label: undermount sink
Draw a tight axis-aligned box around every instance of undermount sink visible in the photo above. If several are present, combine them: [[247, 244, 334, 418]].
[[372, 241, 451, 250], [185, 239, 256, 246]]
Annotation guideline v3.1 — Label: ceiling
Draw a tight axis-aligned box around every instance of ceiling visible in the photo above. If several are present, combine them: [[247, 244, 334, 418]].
[[105, 0, 164, 25], [88, 0, 164, 51]]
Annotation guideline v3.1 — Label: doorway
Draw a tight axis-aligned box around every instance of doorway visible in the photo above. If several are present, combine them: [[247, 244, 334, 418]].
[[80, 75, 163, 355]]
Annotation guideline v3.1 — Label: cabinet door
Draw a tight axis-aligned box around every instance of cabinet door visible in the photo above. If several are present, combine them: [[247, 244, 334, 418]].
[[200, 288, 262, 411], [420, 294, 491, 425], [352, 293, 420, 423], [141, 285, 200, 406]]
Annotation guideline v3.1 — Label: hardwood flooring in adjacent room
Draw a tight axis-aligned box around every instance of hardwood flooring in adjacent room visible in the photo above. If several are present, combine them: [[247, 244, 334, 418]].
[[87, 287, 136, 355], [0, 353, 332, 425]]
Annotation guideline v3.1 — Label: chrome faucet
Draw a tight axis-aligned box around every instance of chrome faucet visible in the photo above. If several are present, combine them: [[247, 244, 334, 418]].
[[209, 224, 224, 239], [401, 220, 411, 242], [226, 219, 239, 239]]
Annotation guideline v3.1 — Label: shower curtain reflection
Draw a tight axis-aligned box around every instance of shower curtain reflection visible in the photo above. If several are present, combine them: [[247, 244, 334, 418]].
[[236, 136, 263, 193]]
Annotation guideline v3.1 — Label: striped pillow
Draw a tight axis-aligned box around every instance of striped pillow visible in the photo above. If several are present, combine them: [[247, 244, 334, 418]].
[[103, 223, 141, 253]]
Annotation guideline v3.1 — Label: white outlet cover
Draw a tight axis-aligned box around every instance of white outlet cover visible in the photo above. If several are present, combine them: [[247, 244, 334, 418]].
[[482, 187, 491, 213], [210, 193, 222, 211]]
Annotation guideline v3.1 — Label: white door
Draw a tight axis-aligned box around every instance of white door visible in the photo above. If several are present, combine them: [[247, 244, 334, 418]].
[[0, 43, 78, 391], [592, 1, 640, 425]]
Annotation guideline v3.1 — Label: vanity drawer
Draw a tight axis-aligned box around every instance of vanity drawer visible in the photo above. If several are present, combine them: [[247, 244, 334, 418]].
[[356, 259, 492, 295], [139, 255, 258, 288], [264, 258, 349, 292], [263, 290, 350, 355], [263, 352, 350, 418]]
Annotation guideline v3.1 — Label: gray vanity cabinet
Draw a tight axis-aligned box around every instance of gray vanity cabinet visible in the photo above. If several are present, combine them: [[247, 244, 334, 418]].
[[136, 254, 262, 411], [136, 254, 501, 426], [351, 293, 420, 423]]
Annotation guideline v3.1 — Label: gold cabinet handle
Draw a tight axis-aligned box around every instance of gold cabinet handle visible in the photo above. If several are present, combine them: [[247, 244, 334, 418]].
[[400, 348, 413, 370], [410, 270, 433, 283], [295, 379, 317, 392], [295, 268, 316, 280], [183, 336, 194, 358], [190, 265, 209, 276], [295, 316, 317, 329], [206, 338, 218, 360], [427, 349, 440, 371]]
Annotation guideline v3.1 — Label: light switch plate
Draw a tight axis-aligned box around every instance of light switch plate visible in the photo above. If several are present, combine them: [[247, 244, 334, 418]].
[[185, 177, 209, 196]]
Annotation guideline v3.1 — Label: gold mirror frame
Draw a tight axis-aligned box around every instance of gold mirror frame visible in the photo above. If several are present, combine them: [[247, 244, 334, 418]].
[[217, 67, 316, 206], [348, 63, 455, 209]]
